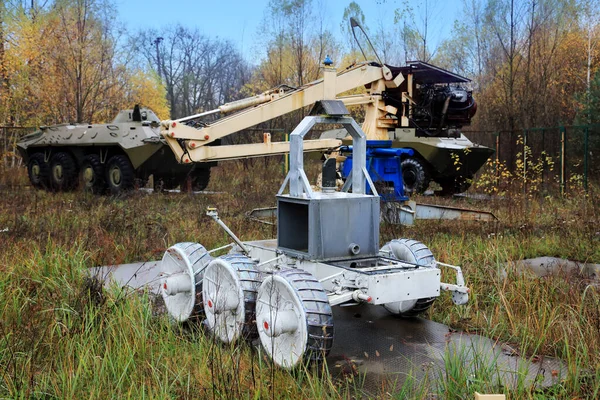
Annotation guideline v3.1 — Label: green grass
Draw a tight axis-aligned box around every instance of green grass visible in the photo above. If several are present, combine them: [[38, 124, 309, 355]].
[[1, 159, 599, 399]]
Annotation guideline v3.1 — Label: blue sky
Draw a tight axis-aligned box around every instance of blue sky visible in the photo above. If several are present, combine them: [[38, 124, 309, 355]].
[[115, 0, 461, 63]]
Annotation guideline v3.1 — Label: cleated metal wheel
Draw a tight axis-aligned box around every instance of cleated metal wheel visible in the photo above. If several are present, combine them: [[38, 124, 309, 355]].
[[380, 238, 437, 317], [27, 152, 50, 190], [401, 157, 430, 195], [80, 154, 106, 194], [160, 242, 213, 322], [202, 254, 261, 343], [105, 155, 135, 195], [49, 152, 78, 191], [256, 269, 334, 369]]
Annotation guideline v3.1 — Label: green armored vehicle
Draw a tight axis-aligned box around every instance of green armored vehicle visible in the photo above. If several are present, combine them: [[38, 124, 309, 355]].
[[17, 105, 213, 194]]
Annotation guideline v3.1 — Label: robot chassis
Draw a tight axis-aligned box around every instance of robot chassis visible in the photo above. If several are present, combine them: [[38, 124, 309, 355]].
[[159, 110, 469, 369]]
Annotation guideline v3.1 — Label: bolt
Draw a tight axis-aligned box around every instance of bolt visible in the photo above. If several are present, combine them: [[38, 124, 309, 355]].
[[204, 134, 209, 140], [172, 122, 177, 128]]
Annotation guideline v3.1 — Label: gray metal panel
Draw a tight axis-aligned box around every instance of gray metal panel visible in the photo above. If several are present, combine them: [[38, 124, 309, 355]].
[[277, 193, 380, 260], [320, 100, 349, 117]]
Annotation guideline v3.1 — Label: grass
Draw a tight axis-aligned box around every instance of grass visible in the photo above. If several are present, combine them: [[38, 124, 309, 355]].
[[0, 157, 599, 399]]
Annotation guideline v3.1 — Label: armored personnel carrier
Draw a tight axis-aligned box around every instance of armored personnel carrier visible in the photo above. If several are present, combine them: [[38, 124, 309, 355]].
[[17, 105, 213, 194]]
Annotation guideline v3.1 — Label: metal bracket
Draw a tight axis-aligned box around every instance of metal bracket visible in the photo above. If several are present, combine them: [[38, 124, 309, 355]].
[[438, 261, 470, 305], [206, 208, 250, 255], [279, 114, 377, 198]]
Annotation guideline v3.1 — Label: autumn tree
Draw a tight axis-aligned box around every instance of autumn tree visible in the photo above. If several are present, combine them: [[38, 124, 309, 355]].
[[1, 0, 168, 126]]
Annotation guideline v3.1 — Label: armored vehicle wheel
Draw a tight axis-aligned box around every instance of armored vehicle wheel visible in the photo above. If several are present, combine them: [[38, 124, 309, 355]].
[[49, 152, 78, 191], [180, 168, 211, 192], [105, 155, 135, 195], [160, 242, 213, 322], [191, 168, 211, 191], [27, 153, 50, 189], [437, 175, 472, 196], [380, 239, 437, 317], [401, 157, 430, 194], [256, 269, 333, 368], [202, 255, 261, 343], [80, 154, 106, 194]]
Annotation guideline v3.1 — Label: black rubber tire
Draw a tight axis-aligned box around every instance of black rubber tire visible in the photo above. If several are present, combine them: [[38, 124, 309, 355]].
[[27, 152, 50, 190], [380, 238, 437, 317], [437, 176, 472, 196], [105, 155, 135, 195], [190, 168, 211, 191], [401, 157, 430, 195], [79, 154, 106, 194], [49, 152, 78, 191]]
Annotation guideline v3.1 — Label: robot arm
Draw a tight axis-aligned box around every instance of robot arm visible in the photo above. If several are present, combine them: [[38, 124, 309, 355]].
[[159, 62, 404, 164]]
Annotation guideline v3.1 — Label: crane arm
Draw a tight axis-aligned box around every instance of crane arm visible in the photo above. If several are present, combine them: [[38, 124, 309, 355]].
[[160, 63, 404, 163]]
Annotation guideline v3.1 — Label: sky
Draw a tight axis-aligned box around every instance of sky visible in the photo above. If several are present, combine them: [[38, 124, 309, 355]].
[[115, 0, 461, 64]]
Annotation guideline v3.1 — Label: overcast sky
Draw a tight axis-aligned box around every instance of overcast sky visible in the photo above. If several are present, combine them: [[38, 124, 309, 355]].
[[115, 0, 461, 63]]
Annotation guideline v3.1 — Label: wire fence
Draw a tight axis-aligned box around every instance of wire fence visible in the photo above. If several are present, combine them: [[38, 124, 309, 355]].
[[465, 125, 600, 194]]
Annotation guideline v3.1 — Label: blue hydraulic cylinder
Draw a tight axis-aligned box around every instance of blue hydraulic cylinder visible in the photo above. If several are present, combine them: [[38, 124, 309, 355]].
[[340, 141, 414, 201]]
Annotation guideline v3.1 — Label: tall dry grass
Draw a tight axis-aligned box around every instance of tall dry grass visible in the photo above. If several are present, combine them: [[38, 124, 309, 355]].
[[0, 156, 599, 398]]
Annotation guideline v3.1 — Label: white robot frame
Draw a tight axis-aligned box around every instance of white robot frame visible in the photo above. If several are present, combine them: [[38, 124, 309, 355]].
[[159, 112, 469, 369]]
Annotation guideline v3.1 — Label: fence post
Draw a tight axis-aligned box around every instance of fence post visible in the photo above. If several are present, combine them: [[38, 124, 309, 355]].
[[523, 129, 528, 193], [560, 126, 566, 196], [583, 126, 589, 192], [284, 132, 289, 174], [494, 131, 501, 191]]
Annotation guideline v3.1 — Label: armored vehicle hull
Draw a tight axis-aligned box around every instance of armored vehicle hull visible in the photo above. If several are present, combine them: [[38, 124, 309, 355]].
[[388, 128, 494, 195], [17, 106, 213, 194]]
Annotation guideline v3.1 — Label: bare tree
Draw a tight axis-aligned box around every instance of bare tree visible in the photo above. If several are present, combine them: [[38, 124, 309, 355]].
[[135, 25, 250, 119]]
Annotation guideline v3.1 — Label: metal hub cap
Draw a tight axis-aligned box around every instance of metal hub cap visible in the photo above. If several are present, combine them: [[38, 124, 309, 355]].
[[83, 167, 94, 184], [404, 170, 417, 186], [202, 259, 245, 343], [32, 164, 40, 177], [109, 166, 122, 186], [53, 164, 63, 182], [160, 245, 197, 322], [256, 275, 308, 368]]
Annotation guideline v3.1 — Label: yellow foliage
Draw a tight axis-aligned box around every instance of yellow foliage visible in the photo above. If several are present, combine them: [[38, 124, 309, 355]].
[[1, 2, 168, 126]]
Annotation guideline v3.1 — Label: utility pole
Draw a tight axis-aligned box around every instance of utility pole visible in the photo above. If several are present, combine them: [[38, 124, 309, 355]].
[[153, 37, 164, 82]]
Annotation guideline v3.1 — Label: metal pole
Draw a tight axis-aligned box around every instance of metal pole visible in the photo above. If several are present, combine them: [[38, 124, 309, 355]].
[[495, 132, 500, 188], [560, 126, 566, 196], [584, 126, 589, 192], [206, 208, 250, 255], [523, 129, 527, 193], [284, 133, 289, 174], [541, 128, 545, 190]]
